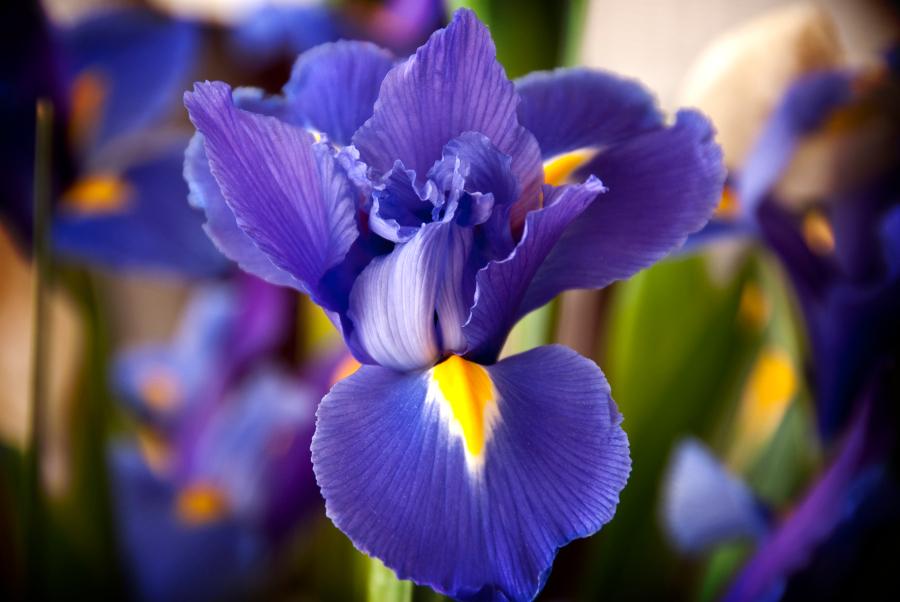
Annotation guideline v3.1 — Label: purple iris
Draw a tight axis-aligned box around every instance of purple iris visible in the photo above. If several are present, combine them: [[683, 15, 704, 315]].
[[663, 391, 897, 602], [184, 9, 724, 600], [110, 276, 324, 601]]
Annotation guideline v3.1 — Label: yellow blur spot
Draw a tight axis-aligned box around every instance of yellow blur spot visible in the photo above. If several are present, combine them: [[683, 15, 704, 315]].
[[69, 70, 107, 148], [732, 348, 798, 466], [330, 354, 361, 386], [137, 427, 171, 475], [715, 186, 740, 219], [543, 149, 596, 187], [139, 368, 181, 413], [62, 174, 133, 214], [175, 483, 229, 526], [432, 355, 496, 457], [738, 282, 770, 331], [802, 210, 835, 255]]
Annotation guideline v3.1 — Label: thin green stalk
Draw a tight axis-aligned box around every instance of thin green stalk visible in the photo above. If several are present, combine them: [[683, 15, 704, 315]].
[[26, 98, 53, 599], [562, 0, 590, 66], [367, 557, 412, 602]]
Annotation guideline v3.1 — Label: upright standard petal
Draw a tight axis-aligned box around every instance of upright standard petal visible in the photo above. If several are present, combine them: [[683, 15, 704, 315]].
[[662, 439, 769, 553], [185, 81, 358, 298], [283, 41, 395, 146], [347, 222, 470, 370], [520, 110, 725, 315], [352, 9, 543, 227], [463, 179, 604, 363], [515, 68, 664, 160], [312, 345, 630, 601], [185, 133, 302, 289]]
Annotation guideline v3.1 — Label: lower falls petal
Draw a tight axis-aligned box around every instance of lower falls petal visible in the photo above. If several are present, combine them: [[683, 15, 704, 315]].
[[311, 345, 631, 601]]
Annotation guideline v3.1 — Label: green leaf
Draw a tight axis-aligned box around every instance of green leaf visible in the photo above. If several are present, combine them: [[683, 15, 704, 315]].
[[367, 557, 412, 602], [573, 253, 765, 600]]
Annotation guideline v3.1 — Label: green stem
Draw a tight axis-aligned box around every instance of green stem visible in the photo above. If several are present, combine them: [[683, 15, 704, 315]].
[[367, 557, 412, 602], [26, 98, 53, 598], [562, 0, 590, 66]]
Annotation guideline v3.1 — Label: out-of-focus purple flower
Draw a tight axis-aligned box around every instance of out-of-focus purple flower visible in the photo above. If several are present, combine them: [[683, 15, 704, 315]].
[[725, 382, 897, 602], [663, 374, 898, 602], [0, 4, 228, 276], [109, 276, 327, 601], [689, 49, 900, 441], [751, 59, 900, 440], [229, 3, 340, 65], [341, 0, 445, 54], [183, 9, 724, 599]]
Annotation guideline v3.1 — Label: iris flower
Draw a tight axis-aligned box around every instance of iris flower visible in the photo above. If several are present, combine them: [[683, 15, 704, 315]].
[[110, 277, 323, 601], [690, 50, 900, 440], [664, 49, 900, 602], [184, 9, 723, 599], [663, 388, 897, 602], [1, 4, 228, 275]]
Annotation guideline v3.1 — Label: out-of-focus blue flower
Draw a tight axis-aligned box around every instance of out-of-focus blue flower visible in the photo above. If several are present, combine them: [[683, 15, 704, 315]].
[[732, 387, 895, 602], [183, 9, 724, 599], [663, 391, 897, 602], [662, 439, 770, 554], [0, 4, 228, 276], [109, 276, 325, 601], [340, 0, 446, 54], [229, 3, 340, 65], [689, 52, 900, 441]]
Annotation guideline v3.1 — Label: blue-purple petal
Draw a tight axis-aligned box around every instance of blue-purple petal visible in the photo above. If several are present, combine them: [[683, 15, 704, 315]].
[[724, 402, 882, 602], [184, 81, 359, 298], [352, 9, 543, 230], [738, 70, 853, 213], [312, 345, 630, 601], [62, 9, 198, 151], [515, 68, 664, 159], [662, 439, 769, 554], [184, 369, 318, 535], [283, 40, 395, 146], [432, 132, 518, 208], [369, 161, 436, 243], [520, 110, 725, 315], [229, 4, 339, 65], [184, 133, 302, 289], [110, 444, 262, 602], [54, 140, 229, 277], [347, 222, 470, 370], [463, 178, 604, 363]]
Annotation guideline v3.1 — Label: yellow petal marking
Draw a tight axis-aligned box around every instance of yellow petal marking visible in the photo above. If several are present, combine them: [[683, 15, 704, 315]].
[[175, 483, 230, 526], [714, 186, 741, 219], [62, 173, 133, 214], [139, 368, 181, 413], [802, 210, 835, 255], [543, 148, 597, 187], [432, 355, 496, 457]]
